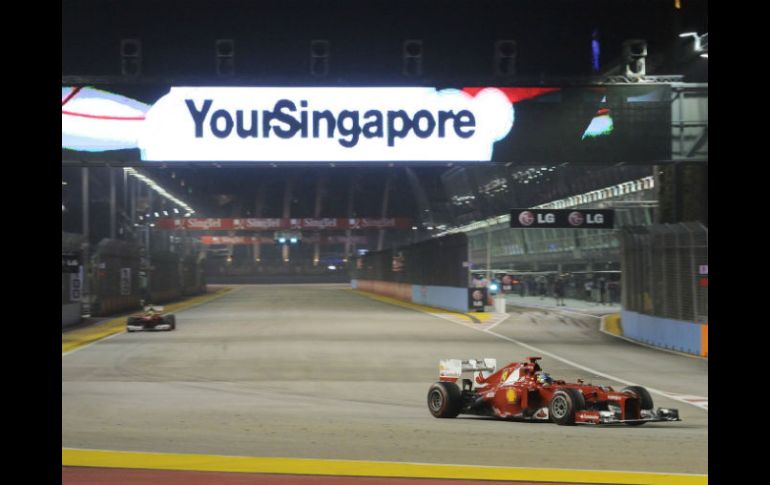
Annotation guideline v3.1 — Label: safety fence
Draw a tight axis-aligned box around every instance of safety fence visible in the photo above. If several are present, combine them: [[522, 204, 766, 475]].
[[91, 239, 142, 316], [181, 254, 207, 295], [62, 232, 84, 326], [619, 223, 708, 324], [464, 203, 655, 271], [62, 233, 208, 322], [351, 234, 471, 312], [352, 233, 468, 287]]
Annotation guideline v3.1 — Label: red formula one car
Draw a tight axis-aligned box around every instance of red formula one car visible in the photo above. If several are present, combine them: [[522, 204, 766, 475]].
[[427, 356, 680, 425], [126, 306, 176, 332]]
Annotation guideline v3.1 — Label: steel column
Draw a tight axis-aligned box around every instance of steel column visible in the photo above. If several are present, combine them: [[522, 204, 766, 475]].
[[110, 167, 116, 239], [313, 175, 325, 265], [377, 171, 392, 251], [81, 167, 89, 241], [282, 177, 294, 262]]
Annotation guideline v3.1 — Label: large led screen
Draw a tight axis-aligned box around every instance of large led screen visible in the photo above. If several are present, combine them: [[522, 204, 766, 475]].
[[62, 85, 671, 164]]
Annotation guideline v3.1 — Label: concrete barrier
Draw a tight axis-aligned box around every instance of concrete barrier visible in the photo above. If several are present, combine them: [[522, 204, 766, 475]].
[[621, 310, 708, 357], [372, 281, 412, 301], [601, 314, 622, 336], [353, 279, 469, 313], [412, 285, 469, 313], [62, 303, 81, 328]]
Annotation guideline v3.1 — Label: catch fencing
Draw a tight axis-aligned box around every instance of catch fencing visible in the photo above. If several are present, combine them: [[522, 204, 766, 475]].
[[620, 223, 708, 324], [352, 233, 468, 287], [62, 234, 208, 320], [62, 232, 84, 326]]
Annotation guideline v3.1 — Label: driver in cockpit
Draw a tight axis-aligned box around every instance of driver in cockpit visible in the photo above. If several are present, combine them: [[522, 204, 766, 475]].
[[537, 372, 553, 387]]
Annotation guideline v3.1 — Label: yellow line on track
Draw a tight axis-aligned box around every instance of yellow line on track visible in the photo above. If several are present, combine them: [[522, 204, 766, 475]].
[[62, 287, 235, 354], [350, 289, 491, 323], [62, 448, 707, 485]]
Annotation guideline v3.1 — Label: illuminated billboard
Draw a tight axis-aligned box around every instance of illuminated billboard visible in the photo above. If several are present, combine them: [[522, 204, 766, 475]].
[[62, 85, 670, 164]]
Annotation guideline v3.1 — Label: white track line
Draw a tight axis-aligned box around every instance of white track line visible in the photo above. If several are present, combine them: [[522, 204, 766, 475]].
[[62, 288, 241, 358], [483, 313, 511, 331], [438, 312, 708, 412], [485, 328, 707, 412]]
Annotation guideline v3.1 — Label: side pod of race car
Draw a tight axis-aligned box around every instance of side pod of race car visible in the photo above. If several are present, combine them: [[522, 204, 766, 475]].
[[126, 306, 176, 332], [427, 356, 680, 425]]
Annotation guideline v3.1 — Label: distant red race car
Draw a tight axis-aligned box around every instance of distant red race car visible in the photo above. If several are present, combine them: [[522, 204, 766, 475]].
[[427, 356, 680, 425], [126, 306, 176, 332]]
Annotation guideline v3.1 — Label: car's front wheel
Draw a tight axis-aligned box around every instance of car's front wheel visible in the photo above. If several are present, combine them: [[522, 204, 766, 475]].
[[549, 388, 585, 425], [621, 385, 654, 426], [427, 382, 462, 418]]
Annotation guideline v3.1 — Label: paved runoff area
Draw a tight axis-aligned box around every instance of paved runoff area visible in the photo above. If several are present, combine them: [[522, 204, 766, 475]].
[[62, 284, 707, 484]]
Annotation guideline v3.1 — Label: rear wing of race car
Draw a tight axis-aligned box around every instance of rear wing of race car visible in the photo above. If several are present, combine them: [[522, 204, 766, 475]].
[[439, 358, 497, 382]]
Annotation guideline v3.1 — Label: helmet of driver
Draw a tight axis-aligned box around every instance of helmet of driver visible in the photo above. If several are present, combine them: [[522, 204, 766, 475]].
[[537, 372, 553, 386]]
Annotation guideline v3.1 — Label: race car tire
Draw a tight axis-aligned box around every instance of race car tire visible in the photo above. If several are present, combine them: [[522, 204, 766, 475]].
[[427, 382, 462, 418], [621, 385, 653, 409], [621, 385, 654, 426], [549, 388, 585, 425], [166, 314, 176, 331], [126, 317, 140, 332]]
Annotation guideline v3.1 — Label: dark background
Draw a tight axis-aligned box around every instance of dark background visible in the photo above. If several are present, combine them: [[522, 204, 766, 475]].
[[63, 0, 708, 84]]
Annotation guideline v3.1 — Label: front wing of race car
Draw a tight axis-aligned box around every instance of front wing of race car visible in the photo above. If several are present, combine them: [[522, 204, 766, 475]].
[[575, 407, 680, 425], [127, 322, 172, 331], [127, 315, 174, 332]]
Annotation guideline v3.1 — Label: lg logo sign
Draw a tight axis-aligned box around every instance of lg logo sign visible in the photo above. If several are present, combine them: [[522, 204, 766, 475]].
[[518, 211, 535, 226], [518, 211, 555, 226], [567, 211, 584, 226], [511, 209, 614, 229], [568, 211, 605, 226]]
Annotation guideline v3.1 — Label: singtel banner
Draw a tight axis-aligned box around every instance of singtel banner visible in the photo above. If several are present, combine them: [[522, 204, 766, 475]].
[[157, 217, 412, 231], [510, 209, 614, 229], [201, 235, 369, 245], [62, 85, 671, 164]]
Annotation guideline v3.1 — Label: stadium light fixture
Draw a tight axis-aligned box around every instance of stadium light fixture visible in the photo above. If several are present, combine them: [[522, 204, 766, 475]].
[[679, 32, 708, 54], [123, 168, 196, 215]]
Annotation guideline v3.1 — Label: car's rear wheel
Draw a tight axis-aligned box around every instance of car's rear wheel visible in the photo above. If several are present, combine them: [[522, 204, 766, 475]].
[[427, 382, 462, 418], [621, 385, 653, 426], [166, 315, 176, 330], [549, 388, 585, 425]]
